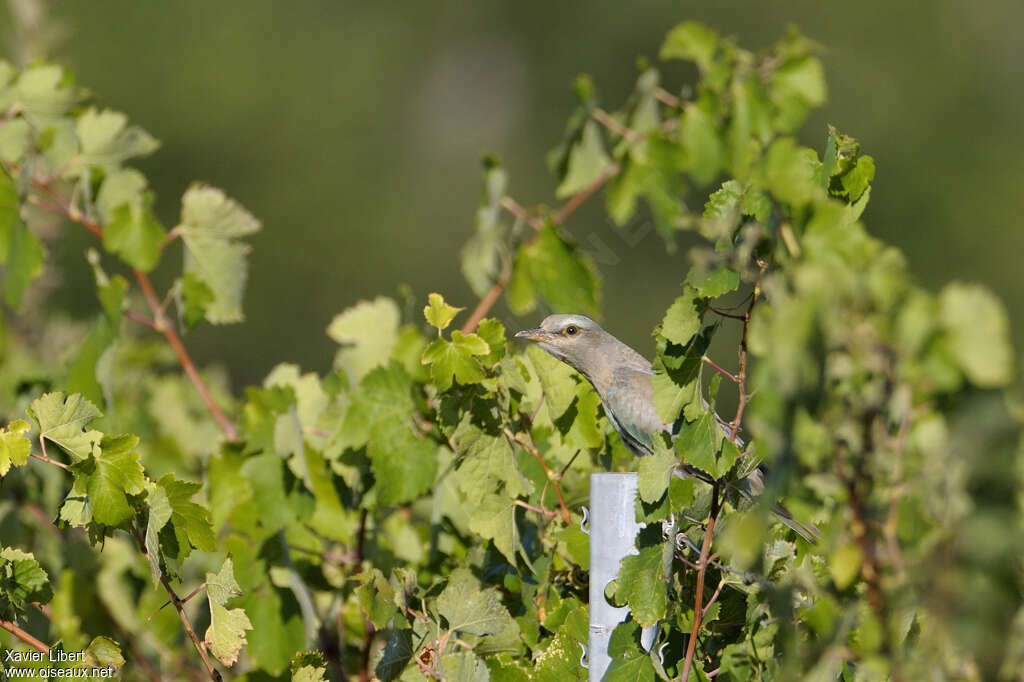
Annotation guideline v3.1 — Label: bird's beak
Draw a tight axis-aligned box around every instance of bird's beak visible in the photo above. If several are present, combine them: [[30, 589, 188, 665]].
[[514, 327, 552, 343]]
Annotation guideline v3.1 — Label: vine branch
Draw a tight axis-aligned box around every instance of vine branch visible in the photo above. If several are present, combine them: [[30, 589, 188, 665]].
[[129, 525, 221, 682], [680, 482, 720, 682], [503, 427, 571, 523], [0, 617, 49, 654], [18, 171, 238, 441]]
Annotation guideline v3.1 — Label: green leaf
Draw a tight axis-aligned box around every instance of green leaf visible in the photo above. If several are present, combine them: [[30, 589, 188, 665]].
[[147, 474, 216, 580], [0, 170, 45, 308], [659, 287, 703, 345], [0, 547, 52, 620], [453, 418, 532, 503], [829, 542, 862, 590], [424, 292, 464, 331], [101, 200, 165, 272], [178, 184, 261, 323], [555, 121, 613, 199], [507, 225, 601, 318], [687, 267, 739, 299], [374, 629, 414, 682], [939, 283, 1013, 388], [839, 155, 875, 202], [204, 558, 253, 667], [660, 22, 719, 72], [341, 363, 439, 506], [74, 108, 159, 171], [80, 433, 147, 526], [421, 331, 490, 392], [438, 568, 518, 639], [461, 161, 508, 297], [82, 636, 125, 671], [760, 137, 822, 207], [27, 392, 103, 462], [680, 105, 725, 186], [180, 271, 214, 330], [0, 419, 31, 477], [475, 317, 508, 366], [675, 412, 723, 478], [614, 544, 667, 627], [355, 568, 398, 629], [637, 442, 677, 503], [327, 296, 401, 383], [468, 495, 519, 565], [603, 622, 656, 681]]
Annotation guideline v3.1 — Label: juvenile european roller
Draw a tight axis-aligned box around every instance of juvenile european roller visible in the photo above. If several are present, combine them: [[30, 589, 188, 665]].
[[515, 313, 818, 542]]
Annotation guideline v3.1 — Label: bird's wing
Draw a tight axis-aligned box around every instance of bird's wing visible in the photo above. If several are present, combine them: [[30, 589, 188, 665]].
[[601, 365, 667, 456]]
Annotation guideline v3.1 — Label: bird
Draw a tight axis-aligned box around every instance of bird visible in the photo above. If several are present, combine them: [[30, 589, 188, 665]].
[[515, 313, 819, 543]]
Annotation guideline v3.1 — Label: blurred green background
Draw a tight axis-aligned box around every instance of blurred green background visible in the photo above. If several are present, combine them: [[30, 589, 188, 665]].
[[4, 1, 1021, 388]]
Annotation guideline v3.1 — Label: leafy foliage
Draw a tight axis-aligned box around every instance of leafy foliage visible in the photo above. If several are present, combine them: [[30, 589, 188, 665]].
[[0, 21, 1020, 682]]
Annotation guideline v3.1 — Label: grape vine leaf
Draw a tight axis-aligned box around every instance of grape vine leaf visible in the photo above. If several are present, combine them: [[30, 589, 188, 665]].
[[0, 169, 45, 308], [940, 282, 1014, 388], [73, 108, 160, 172], [422, 330, 490, 391], [660, 21, 719, 72], [74, 433, 147, 527], [424, 291, 464, 332], [177, 184, 261, 324], [506, 225, 601, 318], [0, 419, 31, 477], [438, 568, 518, 641], [461, 161, 508, 297], [555, 120, 613, 199], [327, 296, 401, 383], [97, 169, 165, 272], [614, 544, 668, 627], [145, 473, 216, 583], [204, 558, 253, 667], [0, 547, 52, 620], [26, 392, 103, 462]]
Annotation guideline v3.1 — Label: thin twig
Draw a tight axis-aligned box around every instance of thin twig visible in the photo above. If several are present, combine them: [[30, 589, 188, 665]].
[[591, 108, 637, 142], [133, 271, 238, 440], [0, 618, 49, 654], [553, 162, 621, 226], [654, 87, 681, 108], [129, 526, 221, 681], [701, 578, 727, 619], [701, 356, 738, 384], [680, 483, 720, 682], [125, 309, 160, 331], [460, 268, 511, 335], [728, 281, 761, 441], [355, 509, 373, 682], [499, 196, 543, 230], [502, 427, 571, 523], [514, 500, 559, 519], [30, 450, 68, 470], [24, 175, 238, 441], [148, 582, 207, 622]]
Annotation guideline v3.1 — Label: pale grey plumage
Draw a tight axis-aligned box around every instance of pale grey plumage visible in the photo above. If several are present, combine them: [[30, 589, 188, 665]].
[[515, 313, 820, 543]]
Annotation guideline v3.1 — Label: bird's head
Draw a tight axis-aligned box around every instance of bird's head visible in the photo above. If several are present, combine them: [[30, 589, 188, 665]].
[[514, 314, 603, 370]]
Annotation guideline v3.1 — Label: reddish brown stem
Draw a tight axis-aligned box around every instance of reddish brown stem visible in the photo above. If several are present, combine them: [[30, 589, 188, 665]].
[[460, 268, 511, 335], [30, 450, 68, 470], [680, 484, 720, 682], [728, 281, 761, 441], [130, 526, 221, 681], [503, 428, 571, 523], [701, 356, 738, 384], [0, 618, 49, 654], [133, 270, 238, 440], [553, 162, 621, 226], [499, 196, 543, 230]]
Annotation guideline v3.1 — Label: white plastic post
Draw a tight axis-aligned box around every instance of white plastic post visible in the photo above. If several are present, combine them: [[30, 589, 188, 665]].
[[587, 472, 648, 680]]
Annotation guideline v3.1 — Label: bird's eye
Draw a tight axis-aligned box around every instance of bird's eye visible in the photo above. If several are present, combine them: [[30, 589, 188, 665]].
[[565, 325, 578, 336]]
